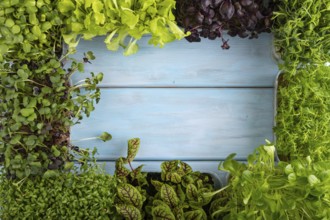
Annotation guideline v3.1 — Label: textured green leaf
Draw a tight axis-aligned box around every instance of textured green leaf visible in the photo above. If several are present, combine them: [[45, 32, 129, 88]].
[[116, 204, 142, 220], [92, 0, 104, 13], [161, 160, 177, 173], [160, 184, 179, 207], [121, 9, 139, 29], [117, 184, 143, 208], [94, 12, 105, 25], [167, 172, 181, 183], [186, 184, 198, 201], [58, 0, 75, 13], [184, 209, 207, 220], [152, 205, 176, 220], [151, 180, 163, 191], [127, 138, 140, 162]]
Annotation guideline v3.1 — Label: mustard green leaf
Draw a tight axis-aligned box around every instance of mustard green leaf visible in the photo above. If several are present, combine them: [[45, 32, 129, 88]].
[[121, 9, 139, 29], [94, 12, 105, 25], [58, 0, 75, 13], [92, 0, 104, 13]]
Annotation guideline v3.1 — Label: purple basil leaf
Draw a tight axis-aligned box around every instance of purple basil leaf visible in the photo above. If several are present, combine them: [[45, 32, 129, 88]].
[[247, 17, 257, 30], [219, 0, 235, 20], [209, 9, 215, 18], [186, 6, 196, 15], [248, 3, 259, 13], [237, 9, 245, 17], [201, 0, 212, 8], [227, 30, 237, 37], [208, 32, 217, 40], [204, 16, 213, 25], [200, 28, 210, 38], [196, 12, 204, 24], [256, 11, 264, 19], [240, 0, 253, 6], [210, 23, 221, 32], [238, 31, 249, 38], [212, 0, 224, 8]]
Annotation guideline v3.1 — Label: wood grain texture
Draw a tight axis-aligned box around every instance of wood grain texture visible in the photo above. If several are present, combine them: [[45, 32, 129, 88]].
[[70, 34, 278, 87], [71, 88, 274, 161]]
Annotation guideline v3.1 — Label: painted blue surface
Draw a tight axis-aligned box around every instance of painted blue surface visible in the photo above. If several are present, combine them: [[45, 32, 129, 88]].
[[70, 33, 278, 165], [71, 34, 278, 87]]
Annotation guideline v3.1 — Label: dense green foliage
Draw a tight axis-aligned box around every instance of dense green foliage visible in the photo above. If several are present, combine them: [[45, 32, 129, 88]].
[[0, 164, 117, 219], [0, 0, 104, 178], [275, 65, 330, 161], [210, 143, 330, 219], [0, 0, 63, 61], [272, 0, 330, 72], [272, 0, 330, 161], [113, 138, 216, 220], [58, 0, 186, 55], [1, 0, 330, 219]]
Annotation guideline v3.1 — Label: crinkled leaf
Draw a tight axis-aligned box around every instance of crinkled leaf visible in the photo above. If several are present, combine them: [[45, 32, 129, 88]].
[[151, 180, 163, 191], [117, 184, 143, 208], [152, 205, 176, 220], [186, 183, 199, 201], [121, 9, 139, 29], [160, 184, 179, 208], [166, 172, 181, 183], [184, 209, 207, 220], [116, 204, 142, 220], [58, 0, 75, 13]]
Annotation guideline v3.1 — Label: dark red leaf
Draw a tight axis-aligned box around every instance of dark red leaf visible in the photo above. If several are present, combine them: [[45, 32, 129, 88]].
[[219, 0, 235, 20], [240, 0, 253, 6], [196, 12, 204, 24], [212, 0, 224, 8]]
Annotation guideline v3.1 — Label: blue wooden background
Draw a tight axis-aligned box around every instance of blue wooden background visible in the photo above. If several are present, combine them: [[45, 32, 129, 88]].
[[70, 34, 278, 183]]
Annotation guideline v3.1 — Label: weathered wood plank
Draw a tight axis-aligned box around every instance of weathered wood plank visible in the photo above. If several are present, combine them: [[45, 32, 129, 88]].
[[70, 34, 278, 87], [71, 88, 274, 160]]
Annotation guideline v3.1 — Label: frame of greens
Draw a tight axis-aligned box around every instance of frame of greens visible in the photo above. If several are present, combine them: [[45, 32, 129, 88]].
[[1, 0, 330, 219]]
